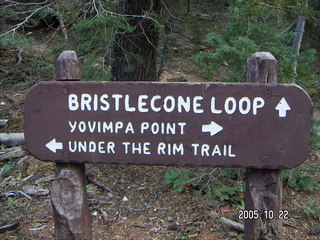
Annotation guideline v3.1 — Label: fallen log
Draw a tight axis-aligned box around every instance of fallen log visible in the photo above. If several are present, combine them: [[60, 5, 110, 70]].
[[0, 133, 25, 146]]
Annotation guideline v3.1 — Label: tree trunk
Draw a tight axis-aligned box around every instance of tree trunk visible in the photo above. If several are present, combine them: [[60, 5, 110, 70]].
[[111, 0, 161, 81], [292, 15, 306, 75]]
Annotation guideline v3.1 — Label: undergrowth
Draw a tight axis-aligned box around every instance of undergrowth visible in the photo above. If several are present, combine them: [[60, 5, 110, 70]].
[[164, 168, 245, 208], [164, 160, 320, 217]]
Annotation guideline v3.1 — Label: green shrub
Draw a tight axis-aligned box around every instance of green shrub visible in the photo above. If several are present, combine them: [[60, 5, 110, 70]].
[[163, 168, 198, 194], [163, 167, 245, 207], [300, 197, 320, 217], [283, 167, 320, 191], [311, 118, 320, 150]]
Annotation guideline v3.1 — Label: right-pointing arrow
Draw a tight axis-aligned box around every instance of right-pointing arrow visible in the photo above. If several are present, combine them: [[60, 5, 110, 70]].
[[275, 97, 291, 118], [46, 138, 63, 153], [202, 121, 224, 136]]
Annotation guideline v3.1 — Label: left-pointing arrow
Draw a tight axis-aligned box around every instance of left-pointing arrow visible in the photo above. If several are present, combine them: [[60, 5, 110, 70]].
[[46, 138, 63, 153]]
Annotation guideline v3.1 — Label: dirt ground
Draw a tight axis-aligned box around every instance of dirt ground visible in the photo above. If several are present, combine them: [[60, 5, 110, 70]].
[[0, 83, 320, 240]]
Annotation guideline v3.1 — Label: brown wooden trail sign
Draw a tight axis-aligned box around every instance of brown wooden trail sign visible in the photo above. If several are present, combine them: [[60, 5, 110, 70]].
[[24, 81, 312, 169]]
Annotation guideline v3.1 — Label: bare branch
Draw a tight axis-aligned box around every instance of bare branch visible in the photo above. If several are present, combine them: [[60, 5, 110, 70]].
[[95, 0, 161, 26], [139, 24, 162, 56], [1, 9, 40, 36], [0, 1, 56, 37], [2, 0, 50, 6], [160, 0, 184, 21], [92, 0, 101, 17], [221, 217, 244, 232]]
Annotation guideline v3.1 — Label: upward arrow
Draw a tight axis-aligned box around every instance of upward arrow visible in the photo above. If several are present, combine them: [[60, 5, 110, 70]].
[[46, 138, 63, 153], [275, 97, 291, 118], [202, 121, 223, 136]]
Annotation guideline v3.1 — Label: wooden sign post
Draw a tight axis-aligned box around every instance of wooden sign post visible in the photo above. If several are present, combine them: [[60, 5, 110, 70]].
[[24, 51, 313, 240], [245, 52, 282, 239], [51, 51, 92, 240]]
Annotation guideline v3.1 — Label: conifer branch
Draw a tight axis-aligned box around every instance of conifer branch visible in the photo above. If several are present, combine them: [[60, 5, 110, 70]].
[[0, 1, 56, 37]]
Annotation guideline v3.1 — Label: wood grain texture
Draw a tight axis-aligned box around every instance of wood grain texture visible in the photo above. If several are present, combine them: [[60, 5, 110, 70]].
[[244, 52, 282, 240], [51, 163, 92, 240], [55, 50, 81, 81], [52, 50, 92, 240]]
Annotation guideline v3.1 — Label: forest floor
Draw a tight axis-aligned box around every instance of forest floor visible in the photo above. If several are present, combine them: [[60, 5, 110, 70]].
[[1, 5, 320, 239]]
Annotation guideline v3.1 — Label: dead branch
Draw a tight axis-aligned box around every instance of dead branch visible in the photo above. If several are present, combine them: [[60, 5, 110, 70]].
[[1, 190, 33, 200], [13, 48, 23, 64], [58, 18, 68, 40], [160, 0, 184, 22], [94, 0, 160, 26], [292, 15, 306, 76], [2, 0, 50, 6], [221, 217, 244, 232], [86, 174, 114, 194], [0, 146, 25, 161], [0, 222, 19, 233]]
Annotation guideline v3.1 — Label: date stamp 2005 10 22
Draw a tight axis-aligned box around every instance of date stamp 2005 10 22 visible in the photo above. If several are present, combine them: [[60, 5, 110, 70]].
[[238, 210, 289, 220]]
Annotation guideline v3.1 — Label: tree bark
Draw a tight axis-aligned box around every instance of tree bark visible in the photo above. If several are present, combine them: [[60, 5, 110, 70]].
[[111, 0, 161, 81], [292, 15, 306, 75]]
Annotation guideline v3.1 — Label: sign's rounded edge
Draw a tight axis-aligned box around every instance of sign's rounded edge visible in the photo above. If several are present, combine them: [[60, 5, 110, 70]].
[[24, 81, 53, 160]]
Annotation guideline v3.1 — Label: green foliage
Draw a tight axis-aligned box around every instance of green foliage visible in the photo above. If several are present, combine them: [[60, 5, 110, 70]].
[[86, 184, 94, 193], [163, 168, 197, 194], [311, 118, 320, 150], [215, 184, 236, 201], [0, 34, 34, 51], [0, 161, 14, 181], [6, 196, 25, 210], [283, 167, 320, 191], [219, 168, 238, 180], [167, 76, 188, 82], [82, 54, 113, 81], [164, 168, 245, 207], [228, 231, 244, 240], [294, 49, 319, 104], [71, 16, 130, 56], [303, 198, 320, 217], [196, 0, 318, 87], [0, 145, 15, 181], [299, 197, 320, 217], [7, 197, 18, 209], [51, 15, 125, 81], [215, 181, 245, 208], [0, 0, 131, 83]]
